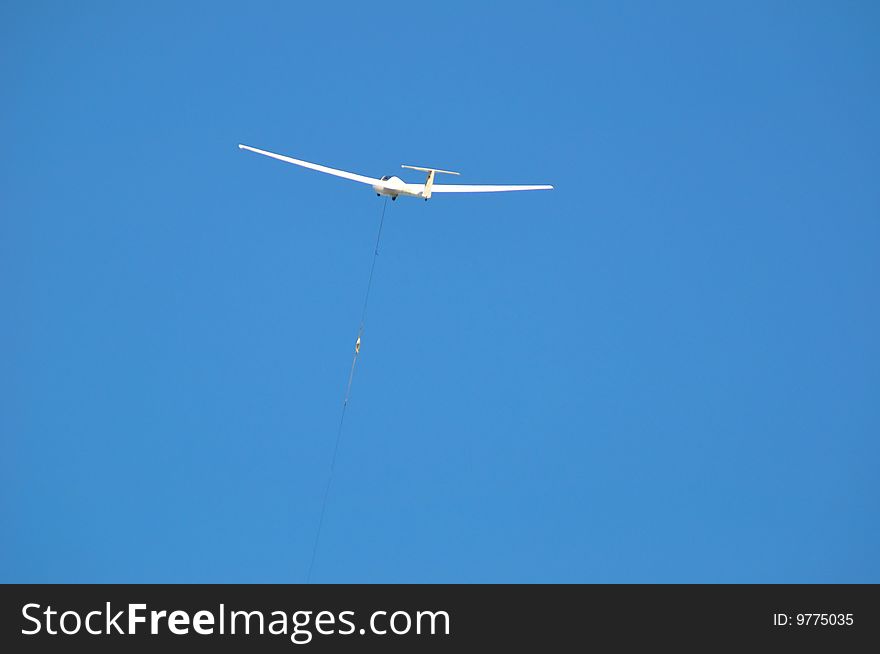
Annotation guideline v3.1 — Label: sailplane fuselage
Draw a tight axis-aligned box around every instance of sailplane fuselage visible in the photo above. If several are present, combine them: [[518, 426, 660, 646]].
[[372, 176, 425, 200]]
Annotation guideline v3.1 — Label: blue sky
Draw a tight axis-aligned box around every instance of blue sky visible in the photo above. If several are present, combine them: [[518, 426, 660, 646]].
[[2, 2, 878, 582]]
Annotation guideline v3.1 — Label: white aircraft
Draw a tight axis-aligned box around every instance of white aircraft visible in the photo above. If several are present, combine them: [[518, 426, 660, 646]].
[[239, 144, 553, 201]]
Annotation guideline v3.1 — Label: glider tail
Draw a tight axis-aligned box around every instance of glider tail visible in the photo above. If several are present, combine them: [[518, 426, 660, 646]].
[[401, 165, 460, 200]]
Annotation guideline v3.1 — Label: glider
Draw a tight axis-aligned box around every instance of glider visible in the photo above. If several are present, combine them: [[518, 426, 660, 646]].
[[238, 144, 553, 200]]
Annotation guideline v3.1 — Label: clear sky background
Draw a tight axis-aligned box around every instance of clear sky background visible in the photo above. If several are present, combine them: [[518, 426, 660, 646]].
[[2, 2, 878, 583]]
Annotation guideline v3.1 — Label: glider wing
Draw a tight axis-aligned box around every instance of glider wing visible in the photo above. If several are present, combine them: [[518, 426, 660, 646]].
[[429, 184, 553, 193], [238, 144, 380, 186]]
